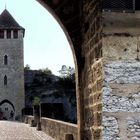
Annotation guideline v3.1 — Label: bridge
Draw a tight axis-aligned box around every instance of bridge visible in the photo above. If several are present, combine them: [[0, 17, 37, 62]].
[[0, 116, 78, 140], [0, 0, 102, 139], [0, 0, 140, 140], [1, 0, 139, 140]]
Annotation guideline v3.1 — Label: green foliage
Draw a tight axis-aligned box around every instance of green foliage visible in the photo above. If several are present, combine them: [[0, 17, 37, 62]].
[[24, 64, 30, 70], [33, 97, 41, 106], [58, 75, 75, 89], [39, 67, 52, 75], [57, 65, 75, 90], [58, 65, 75, 78]]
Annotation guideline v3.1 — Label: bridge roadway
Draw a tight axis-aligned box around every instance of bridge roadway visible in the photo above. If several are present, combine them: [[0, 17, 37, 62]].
[[0, 121, 54, 140]]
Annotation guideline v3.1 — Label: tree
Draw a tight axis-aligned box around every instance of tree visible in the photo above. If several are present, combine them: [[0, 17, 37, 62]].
[[24, 64, 30, 70], [33, 97, 41, 105], [58, 65, 75, 89], [33, 97, 41, 106], [39, 67, 52, 75], [58, 65, 75, 78]]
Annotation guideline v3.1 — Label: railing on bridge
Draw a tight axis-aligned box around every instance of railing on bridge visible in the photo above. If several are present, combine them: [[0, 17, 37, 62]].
[[24, 115, 78, 140]]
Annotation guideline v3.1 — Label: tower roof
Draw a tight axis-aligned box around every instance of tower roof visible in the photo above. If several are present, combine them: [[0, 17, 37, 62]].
[[0, 9, 24, 30]]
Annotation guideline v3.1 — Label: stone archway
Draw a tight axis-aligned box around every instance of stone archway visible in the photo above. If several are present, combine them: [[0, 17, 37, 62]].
[[0, 100, 15, 120], [37, 1, 103, 140]]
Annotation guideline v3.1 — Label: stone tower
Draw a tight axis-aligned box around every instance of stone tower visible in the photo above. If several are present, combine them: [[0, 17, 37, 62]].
[[0, 9, 25, 120]]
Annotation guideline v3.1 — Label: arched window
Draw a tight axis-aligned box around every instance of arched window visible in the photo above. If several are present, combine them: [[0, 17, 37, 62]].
[[4, 55, 8, 65], [4, 75, 7, 85]]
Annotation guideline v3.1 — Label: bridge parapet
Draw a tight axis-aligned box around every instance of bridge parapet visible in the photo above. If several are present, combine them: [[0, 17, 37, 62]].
[[24, 116, 78, 140]]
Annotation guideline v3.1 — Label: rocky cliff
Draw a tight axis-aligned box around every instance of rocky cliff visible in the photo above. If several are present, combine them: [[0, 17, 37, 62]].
[[24, 70, 77, 123]]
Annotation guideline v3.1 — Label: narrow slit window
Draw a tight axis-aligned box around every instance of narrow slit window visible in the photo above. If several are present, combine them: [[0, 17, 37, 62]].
[[4, 55, 8, 65], [13, 30, 18, 38], [4, 75, 7, 85], [7, 30, 11, 39], [0, 30, 4, 38]]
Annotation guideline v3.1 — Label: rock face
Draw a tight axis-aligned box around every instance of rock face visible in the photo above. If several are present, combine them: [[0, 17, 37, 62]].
[[103, 35, 140, 139], [24, 70, 77, 123]]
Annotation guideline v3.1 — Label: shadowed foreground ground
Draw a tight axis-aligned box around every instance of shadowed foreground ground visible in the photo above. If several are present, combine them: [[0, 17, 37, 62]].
[[0, 121, 54, 140]]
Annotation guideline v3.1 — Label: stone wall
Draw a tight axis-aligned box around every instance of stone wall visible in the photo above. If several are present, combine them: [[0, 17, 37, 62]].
[[25, 116, 78, 140], [24, 115, 33, 125], [103, 36, 140, 140], [81, 0, 103, 139], [103, 36, 140, 61], [41, 118, 78, 140]]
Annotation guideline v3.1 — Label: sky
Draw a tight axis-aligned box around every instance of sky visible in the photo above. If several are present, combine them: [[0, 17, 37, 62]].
[[0, 0, 74, 75]]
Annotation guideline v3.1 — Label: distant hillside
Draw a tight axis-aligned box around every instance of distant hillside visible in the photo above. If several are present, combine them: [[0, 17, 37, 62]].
[[24, 70, 77, 123]]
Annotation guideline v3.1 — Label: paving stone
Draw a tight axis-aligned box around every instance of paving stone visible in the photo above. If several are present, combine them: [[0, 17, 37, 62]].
[[0, 121, 54, 140]]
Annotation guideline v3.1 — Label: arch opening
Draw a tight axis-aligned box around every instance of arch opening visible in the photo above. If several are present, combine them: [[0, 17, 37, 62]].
[[0, 99, 15, 120], [4, 55, 8, 65], [0, 99, 15, 111], [4, 75, 7, 85], [16, 0, 80, 125]]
